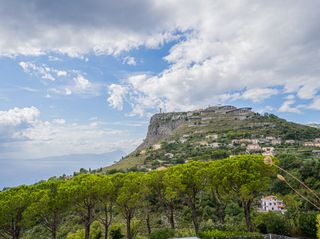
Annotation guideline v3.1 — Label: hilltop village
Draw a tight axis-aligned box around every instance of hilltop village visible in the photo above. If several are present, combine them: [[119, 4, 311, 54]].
[[123, 106, 320, 172]]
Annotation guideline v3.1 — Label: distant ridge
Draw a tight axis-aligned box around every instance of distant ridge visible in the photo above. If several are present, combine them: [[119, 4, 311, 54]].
[[306, 123, 320, 129]]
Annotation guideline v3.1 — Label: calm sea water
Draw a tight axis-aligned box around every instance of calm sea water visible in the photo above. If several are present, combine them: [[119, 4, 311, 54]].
[[0, 151, 123, 189]]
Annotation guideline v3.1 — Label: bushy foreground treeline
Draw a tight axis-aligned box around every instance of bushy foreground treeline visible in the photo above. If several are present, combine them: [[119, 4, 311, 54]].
[[0, 155, 319, 239]]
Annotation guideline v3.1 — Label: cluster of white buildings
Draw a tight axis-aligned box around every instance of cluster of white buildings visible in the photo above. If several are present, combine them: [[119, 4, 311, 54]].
[[304, 138, 320, 147]]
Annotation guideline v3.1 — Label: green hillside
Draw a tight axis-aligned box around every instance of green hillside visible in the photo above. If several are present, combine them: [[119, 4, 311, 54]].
[[105, 108, 320, 172]]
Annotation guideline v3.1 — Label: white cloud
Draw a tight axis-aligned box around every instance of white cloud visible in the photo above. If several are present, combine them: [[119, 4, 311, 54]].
[[57, 70, 67, 77], [278, 99, 302, 114], [307, 97, 320, 110], [0, 106, 39, 126], [0, 107, 40, 143], [1, 1, 320, 116], [19, 62, 56, 81], [123, 56, 136, 65], [0, 107, 142, 159], [241, 88, 279, 102], [107, 84, 128, 110], [0, 0, 179, 57], [52, 118, 66, 125], [19, 61, 102, 97]]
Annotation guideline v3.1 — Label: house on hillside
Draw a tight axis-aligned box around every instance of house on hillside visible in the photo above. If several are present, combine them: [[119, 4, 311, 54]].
[[285, 139, 295, 144], [152, 144, 161, 150], [205, 134, 218, 140], [304, 142, 315, 147], [164, 153, 174, 159], [260, 195, 285, 213], [271, 138, 282, 145], [251, 139, 259, 144], [239, 138, 252, 144], [246, 144, 261, 153], [208, 142, 220, 148], [262, 147, 276, 156], [266, 136, 276, 141]]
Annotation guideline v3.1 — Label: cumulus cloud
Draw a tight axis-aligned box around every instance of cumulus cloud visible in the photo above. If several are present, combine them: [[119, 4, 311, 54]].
[[278, 98, 302, 114], [0, 106, 39, 126], [0, 0, 178, 57], [307, 97, 320, 111], [104, 1, 320, 115], [2, 1, 320, 115], [0, 107, 141, 159], [107, 84, 128, 110], [0, 106, 40, 143]]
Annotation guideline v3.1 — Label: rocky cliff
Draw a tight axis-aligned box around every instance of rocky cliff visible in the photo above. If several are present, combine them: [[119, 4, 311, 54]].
[[137, 105, 255, 150]]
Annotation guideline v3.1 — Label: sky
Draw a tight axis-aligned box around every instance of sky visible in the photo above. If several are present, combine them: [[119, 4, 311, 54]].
[[1, 0, 320, 186]]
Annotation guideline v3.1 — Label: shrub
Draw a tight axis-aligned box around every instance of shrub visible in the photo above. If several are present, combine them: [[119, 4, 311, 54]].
[[110, 227, 124, 239], [199, 230, 263, 239], [299, 212, 317, 238], [254, 212, 289, 235], [149, 228, 175, 239]]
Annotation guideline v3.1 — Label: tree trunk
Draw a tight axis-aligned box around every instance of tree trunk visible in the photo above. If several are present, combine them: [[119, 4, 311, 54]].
[[51, 215, 58, 239], [12, 225, 21, 239], [85, 222, 91, 239], [191, 202, 199, 235], [219, 211, 225, 225], [84, 206, 93, 239], [243, 200, 253, 232], [126, 216, 132, 239], [51, 229, 57, 239], [146, 213, 151, 234], [104, 223, 109, 239], [218, 206, 226, 225], [167, 203, 175, 229]]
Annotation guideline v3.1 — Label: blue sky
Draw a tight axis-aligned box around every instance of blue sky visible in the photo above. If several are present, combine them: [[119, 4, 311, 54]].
[[0, 0, 320, 187]]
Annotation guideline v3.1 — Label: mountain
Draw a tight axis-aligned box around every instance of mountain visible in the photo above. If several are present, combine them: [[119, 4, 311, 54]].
[[0, 151, 125, 189], [105, 105, 320, 171]]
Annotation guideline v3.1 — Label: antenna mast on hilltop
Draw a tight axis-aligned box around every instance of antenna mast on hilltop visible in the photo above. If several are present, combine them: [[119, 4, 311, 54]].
[[160, 107, 162, 113]]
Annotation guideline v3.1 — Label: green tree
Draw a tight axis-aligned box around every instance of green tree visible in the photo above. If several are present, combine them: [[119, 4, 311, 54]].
[[116, 172, 146, 239], [25, 179, 68, 239], [165, 161, 207, 234], [299, 212, 318, 238], [205, 161, 230, 225], [214, 155, 275, 232], [97, 174, 123, 239], [148, 170, 177, 230], [0, 186, 31, 239], [62, 174, 103, 239]]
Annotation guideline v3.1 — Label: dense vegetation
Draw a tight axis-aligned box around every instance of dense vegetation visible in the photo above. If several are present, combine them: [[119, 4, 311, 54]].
[[0, 155, 319, 239]]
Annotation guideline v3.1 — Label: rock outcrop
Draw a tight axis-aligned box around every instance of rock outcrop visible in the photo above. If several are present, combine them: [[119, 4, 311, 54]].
[[137, 105, 254, 150]]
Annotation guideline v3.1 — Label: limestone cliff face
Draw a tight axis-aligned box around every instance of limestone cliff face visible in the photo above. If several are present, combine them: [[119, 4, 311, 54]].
[[137, 105, 254, 150], [137, 112, 187, 150]]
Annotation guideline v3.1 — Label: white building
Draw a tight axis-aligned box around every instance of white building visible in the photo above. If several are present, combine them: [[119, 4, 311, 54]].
[[262, 147, 276, 156], [285, 140, 295, 144], [271, 138, 282, 145], [260, 195, 285, 213], [205, 134, 218, 140], [208, 142, 220, 148], [152, 144, 161, 150], [251, 139, 260, 144], [246, 144, 261, 152]]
